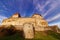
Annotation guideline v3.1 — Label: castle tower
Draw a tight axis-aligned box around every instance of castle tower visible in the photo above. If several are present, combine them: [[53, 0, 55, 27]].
[[23, 23, 34, 39], [12, 12, 21, 18], [32, 14, 48, 31], [32, 14, 48, 27], [32, 14, 43, 19]]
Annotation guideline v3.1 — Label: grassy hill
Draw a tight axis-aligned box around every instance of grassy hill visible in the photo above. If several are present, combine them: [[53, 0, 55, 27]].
[[34, 31, 60, 40], [0, 25, 60, 40], [0, 30, 60, 40]]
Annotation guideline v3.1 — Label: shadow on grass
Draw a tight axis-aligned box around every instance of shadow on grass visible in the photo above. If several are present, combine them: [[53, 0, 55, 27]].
[[0, 25, 25, 40]]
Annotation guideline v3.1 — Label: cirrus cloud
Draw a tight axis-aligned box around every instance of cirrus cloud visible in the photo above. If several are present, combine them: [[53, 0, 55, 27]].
[[0, 15, 7, 25], [49, 22, 60, 28], [46, 13, 60, 22]]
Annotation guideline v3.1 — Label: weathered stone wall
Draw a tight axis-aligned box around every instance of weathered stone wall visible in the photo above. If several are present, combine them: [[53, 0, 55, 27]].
[[1, 13, 49, 39], [32, 14, 48, 31], [14, 25, 23, 31], [2, 18, 35, 25], [2, 13, 48, 27], [23, 23, 34, 39]]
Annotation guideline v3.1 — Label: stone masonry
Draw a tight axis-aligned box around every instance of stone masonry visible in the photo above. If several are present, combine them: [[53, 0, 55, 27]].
[[1, 13, 49, 39]]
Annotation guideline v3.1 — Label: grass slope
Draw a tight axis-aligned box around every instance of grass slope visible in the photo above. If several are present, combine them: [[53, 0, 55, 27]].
[[34, 31, 60, 40], [0, 31, 60, 40]]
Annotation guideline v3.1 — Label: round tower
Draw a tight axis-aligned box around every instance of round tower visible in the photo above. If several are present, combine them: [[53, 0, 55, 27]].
[[12, 12, 21, 18]]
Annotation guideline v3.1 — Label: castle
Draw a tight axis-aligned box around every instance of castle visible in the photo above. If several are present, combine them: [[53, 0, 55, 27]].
[[1, 13, 59, 39]]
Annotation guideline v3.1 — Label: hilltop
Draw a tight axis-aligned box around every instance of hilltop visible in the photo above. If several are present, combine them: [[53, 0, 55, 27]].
[[0, 13, 60, 40], [0, 25, 60, 40]]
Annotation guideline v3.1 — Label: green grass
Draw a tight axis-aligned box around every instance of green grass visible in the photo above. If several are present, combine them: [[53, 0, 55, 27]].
[[0, 31, 60, 40], [34, 31, 60, 40]]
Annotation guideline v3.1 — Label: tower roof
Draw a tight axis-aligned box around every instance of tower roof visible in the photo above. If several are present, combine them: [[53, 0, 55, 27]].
[[32, 13, 42, 17], [12, 12, 21, 18], [14, 12, 21, 17], [32, 14, 42, 16]]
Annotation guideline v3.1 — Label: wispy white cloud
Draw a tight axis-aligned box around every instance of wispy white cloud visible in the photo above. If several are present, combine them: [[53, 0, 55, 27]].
[[49, 22, 60, 28], [43, 1, 58, 17], [33, 0, 59, 17], [0, 15, 7, 25], [35, 0, 51, 12], [46, 13, 60, 22]]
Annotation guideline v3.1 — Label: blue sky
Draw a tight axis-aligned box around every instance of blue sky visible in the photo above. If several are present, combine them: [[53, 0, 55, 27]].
[[0, 0, 60, 28]]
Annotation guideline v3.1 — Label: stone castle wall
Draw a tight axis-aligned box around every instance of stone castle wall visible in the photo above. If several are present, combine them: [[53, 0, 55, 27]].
[[1, 13, 48, 31], [1, 13, 49, 39]]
